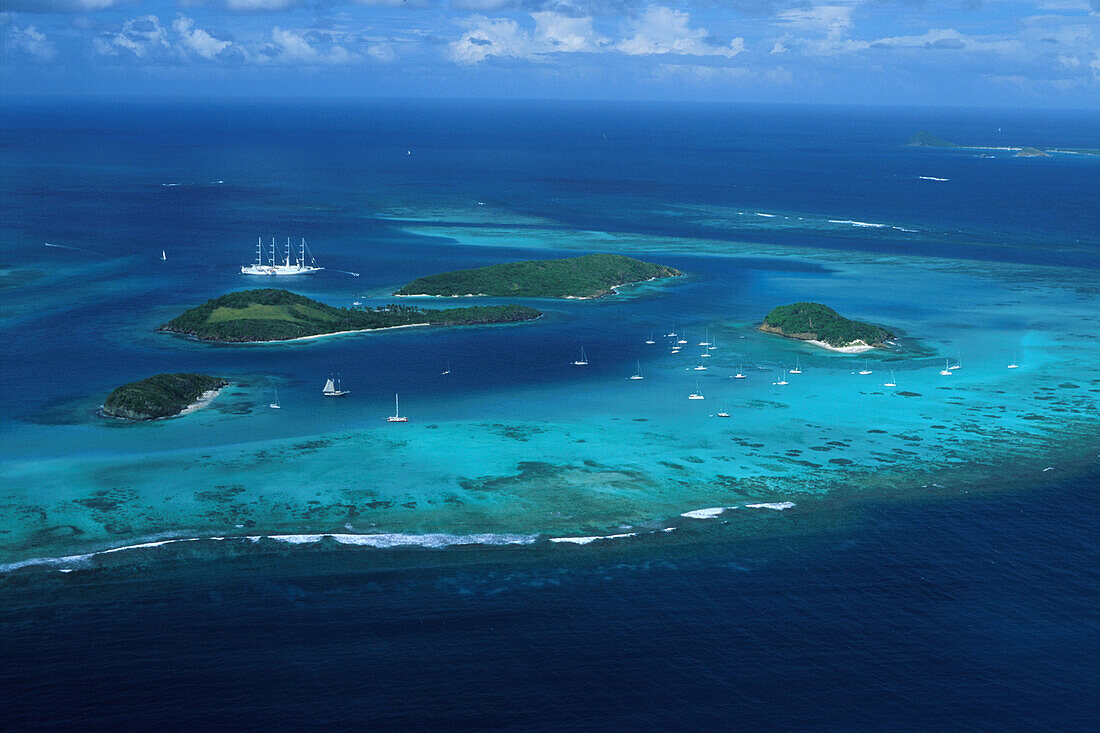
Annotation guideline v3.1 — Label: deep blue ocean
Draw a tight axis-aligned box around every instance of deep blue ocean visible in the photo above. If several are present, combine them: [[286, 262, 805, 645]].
[[1, 100, 1098, 729]]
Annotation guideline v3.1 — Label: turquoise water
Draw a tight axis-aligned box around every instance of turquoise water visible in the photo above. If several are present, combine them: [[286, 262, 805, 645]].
[[1, 101, 1097, 570]]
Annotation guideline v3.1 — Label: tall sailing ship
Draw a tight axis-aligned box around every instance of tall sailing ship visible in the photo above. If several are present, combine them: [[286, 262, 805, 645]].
[[241, 237, 323, 276]]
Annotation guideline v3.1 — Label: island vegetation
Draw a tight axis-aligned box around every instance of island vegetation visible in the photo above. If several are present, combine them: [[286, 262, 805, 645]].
[[102, 373, 228, 421], [160, 289, 541, 342], [908, 130, 957, 148], [760, 302, 894, 350], [394, 253, 683, 299]]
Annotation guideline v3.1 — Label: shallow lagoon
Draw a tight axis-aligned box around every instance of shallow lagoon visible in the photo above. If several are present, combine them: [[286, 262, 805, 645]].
[[1, 101, 1097, 570]]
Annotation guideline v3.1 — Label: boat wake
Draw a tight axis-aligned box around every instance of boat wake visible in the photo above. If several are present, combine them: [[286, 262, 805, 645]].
[[44, 242, 105, 257]]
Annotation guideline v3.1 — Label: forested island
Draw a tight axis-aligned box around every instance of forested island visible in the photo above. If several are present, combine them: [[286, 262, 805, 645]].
[[102, 373, 228, 421], [159, 289, 541, 343], [907, 130, 957, 148], [760, 303, 894, 351], [395, 253, 683, 299]]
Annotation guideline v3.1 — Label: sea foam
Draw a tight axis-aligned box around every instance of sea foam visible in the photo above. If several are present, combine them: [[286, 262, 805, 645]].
[[744, 502, 796, 511], [549, 532, 638, 545], [1, 532, 538, 573], [680, 507, 730, 519]]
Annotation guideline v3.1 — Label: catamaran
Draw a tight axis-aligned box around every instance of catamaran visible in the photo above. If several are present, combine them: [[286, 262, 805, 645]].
[[386, 393, 409, 422], [573, 347, 589, 366], [241, 237, 322, 276], [939, 359, 953, 376], [323, 375, 349, 397]]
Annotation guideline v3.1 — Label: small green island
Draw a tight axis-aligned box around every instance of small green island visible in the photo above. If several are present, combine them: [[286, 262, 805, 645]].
[[102, 373, 228, 421], [907, 130, 957, 148], [394, 253, 683, 299], [760, 303, 894, 352], [159, 288, 542, 343]]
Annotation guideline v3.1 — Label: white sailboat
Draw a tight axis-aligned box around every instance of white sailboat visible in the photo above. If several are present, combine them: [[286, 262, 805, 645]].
[[323, 375, 349, 397], [645, 332, 656, 345], [884, 371, 897, 388], [693, 357, 707, 371], [733, 363, 747, 380], [949, 354, 961, 370], [386, 393, 409, 422], [789, 358, 802, 375], [699, 329, 711, 347], [269, 385, 281, 409], [688, 381, 704, 400], [716, 409, 731, 418], [442, 361, 451, 375], [241, 237, 323, 276], [939, 359, 953, 376], [1007, 353, 1019, 369], [677, 335, 688, 345], [773, 371, 789, 386], [629, 360, 644, 380], [160, 250, 167, 261], [858, 360, 872, 375], [573, 347, 589, 366]]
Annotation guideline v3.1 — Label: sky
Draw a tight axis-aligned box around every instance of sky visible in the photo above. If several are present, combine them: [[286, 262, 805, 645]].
[[1, 0, 1098, 107]]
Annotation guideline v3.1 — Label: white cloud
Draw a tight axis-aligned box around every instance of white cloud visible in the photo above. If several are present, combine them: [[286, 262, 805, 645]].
[[449, 15, 531, 64], [173, 15, 230, 60], [1, 0, 125, 13], [449, 11, 605, 64], [532, 11, 605, 53], [6, 24, 57, 62], [872, 28, 1025, 55], [617, 5, 745, 58], [367, 42, 396, 62], [94, 15, 170, 58], [266, 26, 357, 64], [779, 5, 854, 39], [227, 0, 296, 10]]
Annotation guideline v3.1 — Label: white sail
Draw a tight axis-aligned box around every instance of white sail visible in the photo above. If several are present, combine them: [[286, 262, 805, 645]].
[[323, 378, 336, 394], [241, 236, 323, 275]]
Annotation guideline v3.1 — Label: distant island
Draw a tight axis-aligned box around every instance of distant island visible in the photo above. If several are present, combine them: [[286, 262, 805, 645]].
[[102, 373, 228, 421], [159, 289, 541, 343], [907, 130, 957, 148], [760, 303, 894, 353], [394, 253, 683, 299], [906, 130, 1095, 158]]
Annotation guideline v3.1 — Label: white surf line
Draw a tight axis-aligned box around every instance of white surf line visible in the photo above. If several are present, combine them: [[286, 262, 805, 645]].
[[1, 531, 541, 573], [744, 502, 796, 511], [549, 532, 638, 545]]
